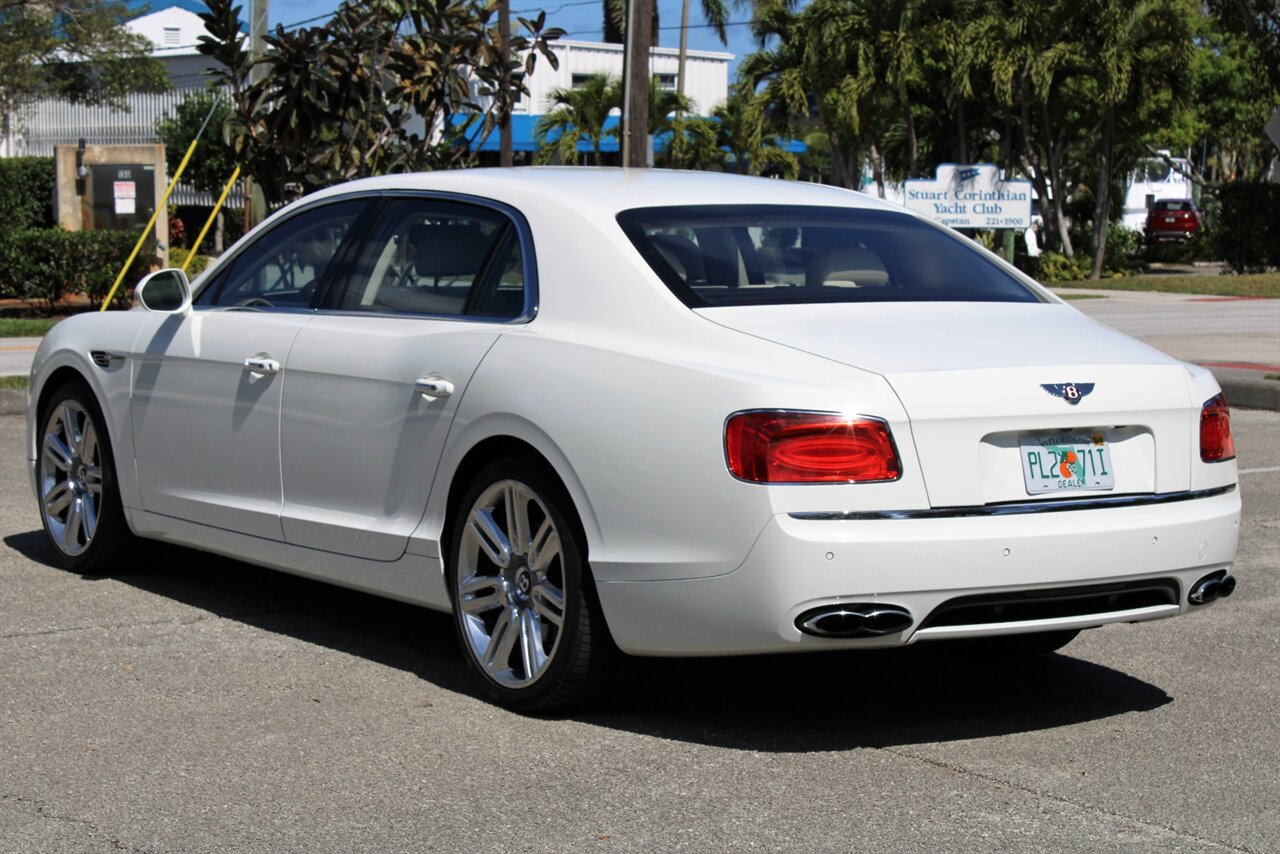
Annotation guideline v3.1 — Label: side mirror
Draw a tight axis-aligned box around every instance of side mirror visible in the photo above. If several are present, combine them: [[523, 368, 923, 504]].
[[135, 268, 192, 314]]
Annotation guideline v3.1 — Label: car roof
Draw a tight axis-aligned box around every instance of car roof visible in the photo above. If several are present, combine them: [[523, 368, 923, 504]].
[[300, 167, 912, 218]]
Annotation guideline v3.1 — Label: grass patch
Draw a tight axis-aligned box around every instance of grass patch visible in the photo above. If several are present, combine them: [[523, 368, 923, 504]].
[[1058, 293, 1109, 300], [1266, 374, 1280, 382], [0, 374, 29, 389], [0, 317, 60, 337], [1053, 273, 1280, 298]]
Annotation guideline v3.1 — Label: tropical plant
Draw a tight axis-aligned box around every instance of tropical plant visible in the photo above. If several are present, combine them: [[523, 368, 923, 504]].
[[534, 74, 621, 165], [156, 92, 238, 252], [197, 0, 563, 209]]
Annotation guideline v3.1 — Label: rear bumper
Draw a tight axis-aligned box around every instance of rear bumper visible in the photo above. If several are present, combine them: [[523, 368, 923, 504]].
[[595, 487, 1240, 656], [1147, 229, 1197, 242]]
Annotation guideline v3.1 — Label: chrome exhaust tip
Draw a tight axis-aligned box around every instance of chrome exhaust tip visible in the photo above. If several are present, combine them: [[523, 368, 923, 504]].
[[796, 603, 914, 638], [1189, 571, 1235, 606]]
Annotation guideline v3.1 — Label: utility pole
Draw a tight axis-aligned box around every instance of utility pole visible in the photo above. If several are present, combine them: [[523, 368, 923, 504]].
[[499, 0, 513, 167], [620, 0, 652, 167], [249, 0, 268, 87]]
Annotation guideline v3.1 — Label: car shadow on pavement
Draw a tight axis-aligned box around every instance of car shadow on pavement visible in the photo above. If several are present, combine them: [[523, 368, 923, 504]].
[[589, 647, 1172, 751], [7, 530, 1173, 751], [3, 530, 475, 697]]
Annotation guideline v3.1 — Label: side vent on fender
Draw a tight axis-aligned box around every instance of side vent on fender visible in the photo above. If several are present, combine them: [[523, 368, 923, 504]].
[[90, 350, 125, 369]]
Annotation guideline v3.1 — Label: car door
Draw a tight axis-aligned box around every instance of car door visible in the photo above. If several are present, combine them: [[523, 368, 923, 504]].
[[278, 195, 533, 561], [130, 198, 372, 540]]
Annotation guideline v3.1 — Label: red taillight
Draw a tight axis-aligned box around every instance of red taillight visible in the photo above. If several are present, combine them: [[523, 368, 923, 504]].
[[725, 411, 901, 483], [1200, 393, 1235, 462]]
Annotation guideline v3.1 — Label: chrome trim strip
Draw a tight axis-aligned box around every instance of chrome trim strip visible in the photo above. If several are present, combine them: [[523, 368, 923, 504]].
[[910, 604, 1181, 640], [788, 484, 1236, 521]]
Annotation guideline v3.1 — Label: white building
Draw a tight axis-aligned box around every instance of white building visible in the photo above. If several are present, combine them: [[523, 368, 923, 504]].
[[1, 6, 732, 162]]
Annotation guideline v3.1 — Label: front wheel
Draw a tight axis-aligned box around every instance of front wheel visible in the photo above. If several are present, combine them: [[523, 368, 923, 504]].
[[37, 380, 134, 573], [448, 459, 615, 713]]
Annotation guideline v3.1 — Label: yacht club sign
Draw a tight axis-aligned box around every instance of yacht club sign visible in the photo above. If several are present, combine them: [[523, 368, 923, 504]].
[[904, 164, 1032, 229]]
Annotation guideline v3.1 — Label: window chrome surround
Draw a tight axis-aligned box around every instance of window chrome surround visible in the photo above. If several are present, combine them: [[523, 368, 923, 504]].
[[722, 408, 905, 485], [192, 188, 540, 325], [788, 484, 1236, 521]]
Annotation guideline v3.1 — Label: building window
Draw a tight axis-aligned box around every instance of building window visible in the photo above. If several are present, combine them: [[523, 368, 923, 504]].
[[571, 73, 595, 90], [654, 73, 677, 92], [163, 27, 181, 46]]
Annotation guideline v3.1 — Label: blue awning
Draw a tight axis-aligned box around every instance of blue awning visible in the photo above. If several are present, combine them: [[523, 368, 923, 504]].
[[450, 114, 806, 155]]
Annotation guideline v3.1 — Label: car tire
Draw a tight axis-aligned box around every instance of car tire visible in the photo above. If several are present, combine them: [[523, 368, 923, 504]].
[[448, 458, 617, 713], [36, 379, 134, 574]]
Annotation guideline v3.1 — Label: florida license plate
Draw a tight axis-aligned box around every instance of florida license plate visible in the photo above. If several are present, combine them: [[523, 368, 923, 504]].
[[1020, 431, 1115, 495]]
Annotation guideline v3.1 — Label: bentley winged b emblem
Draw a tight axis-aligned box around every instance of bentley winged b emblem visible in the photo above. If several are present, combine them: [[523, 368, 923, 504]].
[[1041, 382, 1095, 405]]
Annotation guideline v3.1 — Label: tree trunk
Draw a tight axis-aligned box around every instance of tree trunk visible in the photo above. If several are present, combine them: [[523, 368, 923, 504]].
[[214, 209, 224, 255], [1090, 106, 1115, 280], [870, 143, 886, 197], [1039, 100, 1072, 257], [898, 80, 918, 178]]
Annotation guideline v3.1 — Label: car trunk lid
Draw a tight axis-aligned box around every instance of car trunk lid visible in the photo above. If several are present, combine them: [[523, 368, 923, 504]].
[[697, 302, 1196, 507]]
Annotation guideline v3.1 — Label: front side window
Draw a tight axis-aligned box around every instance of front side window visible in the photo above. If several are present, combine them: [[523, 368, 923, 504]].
[[617, 205, 1041, 308], [339, 199, 525, 318], [199, 199, 368, 308]]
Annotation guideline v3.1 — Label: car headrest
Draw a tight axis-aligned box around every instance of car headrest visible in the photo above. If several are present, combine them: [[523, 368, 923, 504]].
[[806, 246, 889, 288], [650, 233, 704, 283], [411, 223, 492, 279]]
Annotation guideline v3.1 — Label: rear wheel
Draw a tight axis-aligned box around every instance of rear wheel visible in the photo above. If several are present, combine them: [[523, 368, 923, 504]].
[[448, 458, 616, 713], [37, 380, 133, 573]]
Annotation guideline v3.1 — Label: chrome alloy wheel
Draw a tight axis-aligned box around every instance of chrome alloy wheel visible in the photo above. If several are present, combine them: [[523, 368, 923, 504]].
[[455, 479, 568, 688], [39, 399, 102, 557]]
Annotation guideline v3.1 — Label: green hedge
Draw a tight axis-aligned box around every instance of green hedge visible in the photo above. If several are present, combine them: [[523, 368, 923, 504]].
[[0, 157, 56, 230], [1215, 182, 1280, 274], [0, 228, 155, 311]]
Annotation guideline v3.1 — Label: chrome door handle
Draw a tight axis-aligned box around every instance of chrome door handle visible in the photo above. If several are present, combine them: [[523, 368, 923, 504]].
[[415, 376, 454, 398], [243, 356, 280, 375]]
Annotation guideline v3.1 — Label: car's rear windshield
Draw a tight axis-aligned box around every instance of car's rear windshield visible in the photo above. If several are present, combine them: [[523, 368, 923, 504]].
[[616, 204, 1040, 308], [1153, 200, 1193, 212]]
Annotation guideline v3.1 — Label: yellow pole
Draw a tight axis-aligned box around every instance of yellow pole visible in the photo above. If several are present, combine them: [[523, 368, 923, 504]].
[[98, 136, 202, 310], [183, 165, 241, 271]]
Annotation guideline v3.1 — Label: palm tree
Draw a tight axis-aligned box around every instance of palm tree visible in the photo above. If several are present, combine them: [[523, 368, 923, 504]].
[[741, 0, 878, 188], [534, 74, 621, 165], [1083, 0, 1192, 278], [649, 79, 695, 135]]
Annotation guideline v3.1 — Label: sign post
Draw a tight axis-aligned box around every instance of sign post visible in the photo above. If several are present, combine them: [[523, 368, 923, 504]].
[[904, 164, 1033, 262]]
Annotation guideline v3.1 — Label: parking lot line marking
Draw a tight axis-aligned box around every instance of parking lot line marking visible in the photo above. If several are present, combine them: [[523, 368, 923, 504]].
[[1238, 466, 1280, 475]]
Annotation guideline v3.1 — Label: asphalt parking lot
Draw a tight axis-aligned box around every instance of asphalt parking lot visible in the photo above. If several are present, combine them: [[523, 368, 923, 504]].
[[2, 408, 1278, 853]]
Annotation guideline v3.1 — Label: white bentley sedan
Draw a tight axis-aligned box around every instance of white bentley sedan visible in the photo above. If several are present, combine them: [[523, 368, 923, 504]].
[[27, 169, 1239, 711]]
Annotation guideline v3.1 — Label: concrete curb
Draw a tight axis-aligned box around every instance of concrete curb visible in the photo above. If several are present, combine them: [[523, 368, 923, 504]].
[[0, 387, 26, 417], [1211, 368, 1280, 412]]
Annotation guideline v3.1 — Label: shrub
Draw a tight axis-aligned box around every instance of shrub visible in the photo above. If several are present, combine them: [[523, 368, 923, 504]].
[[0, 228, 154, 312], [168, 246, 211, 277], [0, 157, 56, 229], [1035, 251, 1093, 283], [1215, 182, 1280, 274]]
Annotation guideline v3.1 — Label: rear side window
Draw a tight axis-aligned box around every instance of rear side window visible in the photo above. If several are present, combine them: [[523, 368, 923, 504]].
[[616, 205, 1039, 307], [338, 198, 525, 318]]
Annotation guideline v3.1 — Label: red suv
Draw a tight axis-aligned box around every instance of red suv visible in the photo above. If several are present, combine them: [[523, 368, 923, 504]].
[[1145, 199, 1202, 243]]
